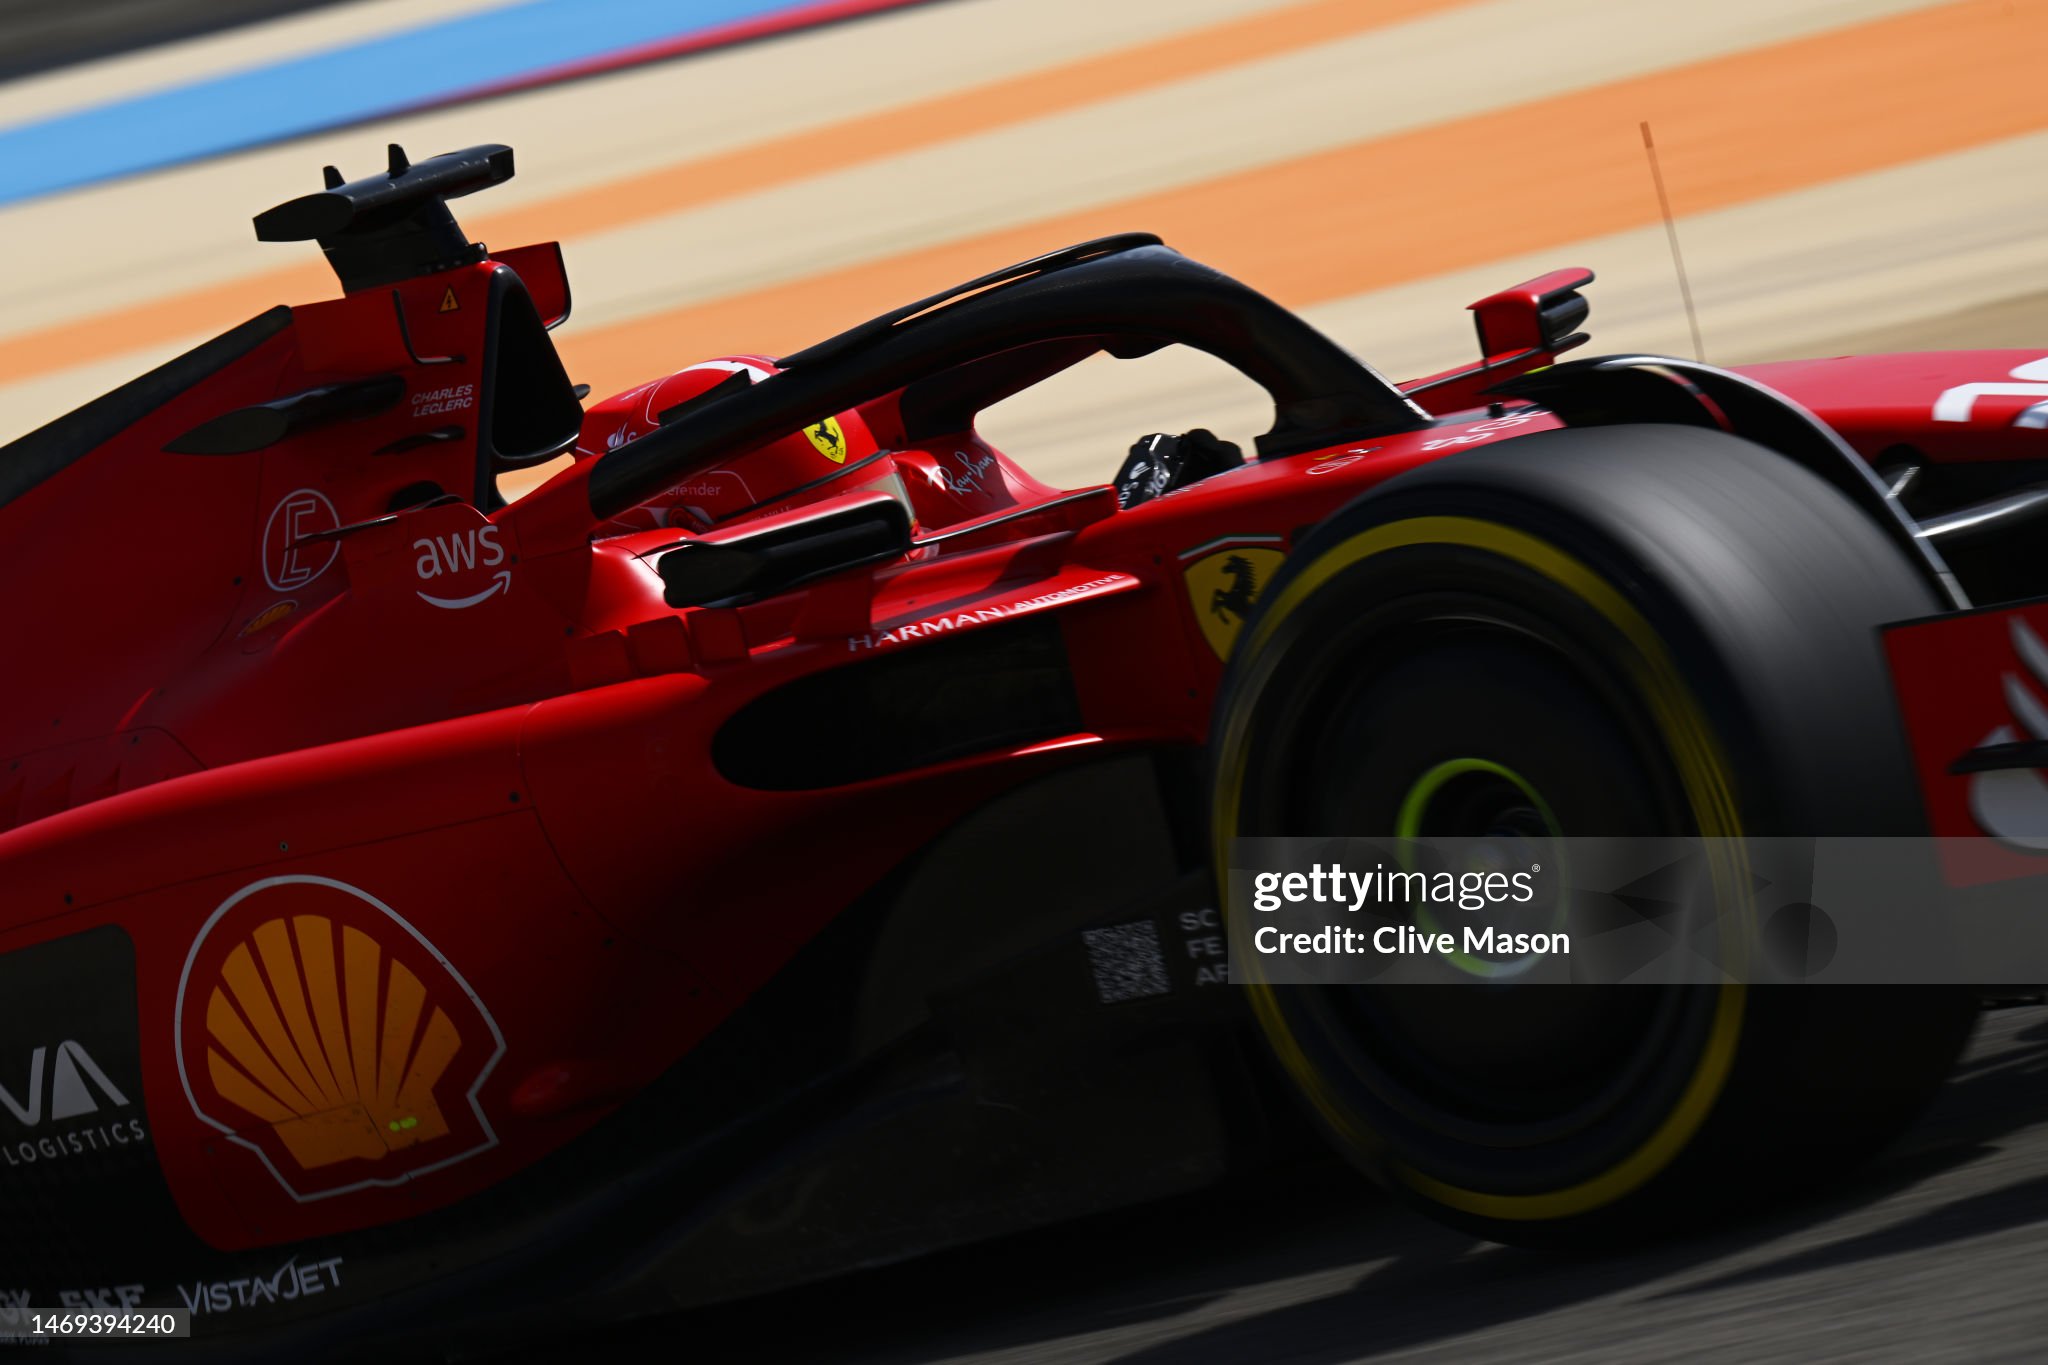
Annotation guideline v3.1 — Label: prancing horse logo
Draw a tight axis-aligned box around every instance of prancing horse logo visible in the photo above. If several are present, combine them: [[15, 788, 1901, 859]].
[[1210, 555, 1261, 626], [1181, 539, 1285, 660], [804, 417, 848, 463]]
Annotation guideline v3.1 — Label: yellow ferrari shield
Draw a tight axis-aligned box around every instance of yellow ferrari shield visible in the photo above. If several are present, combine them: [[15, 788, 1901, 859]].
[[1183, 545, 1285, 659], [804, 416, 849, 463]]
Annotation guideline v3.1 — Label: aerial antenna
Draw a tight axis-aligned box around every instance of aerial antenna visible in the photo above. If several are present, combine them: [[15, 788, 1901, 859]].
[[1640, 120, 1704, 362]]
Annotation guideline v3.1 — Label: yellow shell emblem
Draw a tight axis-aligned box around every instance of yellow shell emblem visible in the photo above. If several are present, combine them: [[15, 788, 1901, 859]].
[[204, 915, 459, 1169], [1183, 542, 1285, 659], [179, 876, 503, 1200], [804, 416, 849, 463]]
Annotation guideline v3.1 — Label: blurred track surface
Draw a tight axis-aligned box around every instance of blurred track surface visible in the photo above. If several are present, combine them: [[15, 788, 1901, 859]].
[[518, 1006, 2048, 1364], [0, 0, 349, 83], [0, 0, 2042, 497]]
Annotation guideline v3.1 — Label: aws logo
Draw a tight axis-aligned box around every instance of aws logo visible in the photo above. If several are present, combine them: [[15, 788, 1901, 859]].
[[412, 525, 509, 610], [175, 877, 504, 1203]]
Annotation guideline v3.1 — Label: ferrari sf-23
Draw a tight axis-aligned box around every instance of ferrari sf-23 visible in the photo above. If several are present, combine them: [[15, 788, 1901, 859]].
[[0, 142, 2035, 1358]]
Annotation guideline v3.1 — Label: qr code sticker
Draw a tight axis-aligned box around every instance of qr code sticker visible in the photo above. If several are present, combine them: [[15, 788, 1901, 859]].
[[1082, 920, 1171, 1004]]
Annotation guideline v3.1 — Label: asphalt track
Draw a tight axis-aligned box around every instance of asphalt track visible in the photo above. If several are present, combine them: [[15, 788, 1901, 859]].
[[0, 1, 354, 82], [523, 1004, 2048, 1364]]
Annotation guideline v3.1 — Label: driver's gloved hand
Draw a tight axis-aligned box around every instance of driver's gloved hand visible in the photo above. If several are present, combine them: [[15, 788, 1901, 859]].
[[1113, 428, 1243, 510]]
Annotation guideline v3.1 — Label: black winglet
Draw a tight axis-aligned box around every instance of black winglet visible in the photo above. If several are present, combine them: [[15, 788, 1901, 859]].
[[254, 143, 515, 292]]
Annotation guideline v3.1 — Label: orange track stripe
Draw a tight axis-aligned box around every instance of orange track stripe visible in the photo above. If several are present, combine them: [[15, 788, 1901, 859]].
[[554, 0, 2047, 407], [0, 0, 1472, 387]]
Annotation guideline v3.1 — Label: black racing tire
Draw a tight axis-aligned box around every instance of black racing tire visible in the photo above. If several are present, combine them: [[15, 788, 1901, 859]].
[[1209, 423, 1979, 1246]]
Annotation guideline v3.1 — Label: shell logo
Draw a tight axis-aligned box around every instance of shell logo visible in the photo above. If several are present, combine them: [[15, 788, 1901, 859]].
[[176, 876, 504, 1202]]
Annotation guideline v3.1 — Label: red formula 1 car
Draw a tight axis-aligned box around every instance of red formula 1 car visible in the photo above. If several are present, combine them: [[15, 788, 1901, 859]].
[[0, 142, 2028, 1357]]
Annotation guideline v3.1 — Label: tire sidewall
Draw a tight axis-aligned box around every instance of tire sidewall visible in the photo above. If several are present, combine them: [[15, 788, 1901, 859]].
[[1211, 424, 1975, 1243]]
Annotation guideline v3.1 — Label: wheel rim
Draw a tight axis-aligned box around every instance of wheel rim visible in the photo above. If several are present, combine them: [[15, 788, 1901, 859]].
[[1302, 693, 1683, 1143], [1242, 596, 1722, 1168], [1393, 756, 1559, 843], [1217, 515, 1754, 1220], [1393, 756, 1566, 981]]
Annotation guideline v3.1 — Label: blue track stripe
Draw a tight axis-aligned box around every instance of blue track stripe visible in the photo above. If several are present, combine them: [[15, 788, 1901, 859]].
[[0, 0, 823, 206]]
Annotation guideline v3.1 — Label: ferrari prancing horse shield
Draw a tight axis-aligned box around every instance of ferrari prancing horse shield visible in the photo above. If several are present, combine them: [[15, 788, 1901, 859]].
[[804, 416, 849, 463], [1182, 540, 1285, 659]]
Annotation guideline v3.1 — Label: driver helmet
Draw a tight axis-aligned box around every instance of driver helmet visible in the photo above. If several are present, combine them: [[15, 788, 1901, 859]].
[[583, 355, 904, 534]]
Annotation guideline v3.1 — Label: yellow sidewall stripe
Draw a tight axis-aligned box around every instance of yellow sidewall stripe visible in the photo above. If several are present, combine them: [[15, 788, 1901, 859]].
[[1216, 515, 1750, 1222]]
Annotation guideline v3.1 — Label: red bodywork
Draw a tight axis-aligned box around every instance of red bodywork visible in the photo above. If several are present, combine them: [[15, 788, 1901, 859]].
[[0, 151, 2041, 1343]]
